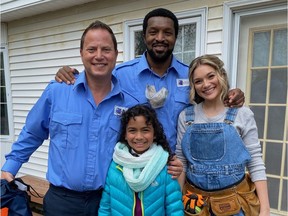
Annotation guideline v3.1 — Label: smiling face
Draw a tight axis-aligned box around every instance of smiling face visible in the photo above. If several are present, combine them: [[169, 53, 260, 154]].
[[144, 16, 176, 63], [125, 115, 155, 154], [192, 64, 222, 102], [80, 28, 118, 81]]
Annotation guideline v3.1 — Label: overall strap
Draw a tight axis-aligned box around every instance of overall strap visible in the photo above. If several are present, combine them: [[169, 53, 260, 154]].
[[224, 107, 238, 124], [185, 105, 195, 126]]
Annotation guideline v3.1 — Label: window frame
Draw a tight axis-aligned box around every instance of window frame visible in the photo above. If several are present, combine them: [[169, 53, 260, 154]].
[[1, 43, 13, 139], [123, 8, 206, 62]]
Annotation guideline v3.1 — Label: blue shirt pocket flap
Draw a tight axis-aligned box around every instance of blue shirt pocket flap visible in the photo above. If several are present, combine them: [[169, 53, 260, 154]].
[[175, 88, 190, 104], [52, 112, 82, 125], [109, 116, 121, 133]]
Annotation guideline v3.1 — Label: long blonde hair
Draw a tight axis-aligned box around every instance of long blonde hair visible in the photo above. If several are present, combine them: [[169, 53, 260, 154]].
[[188, 54, 230, 104]]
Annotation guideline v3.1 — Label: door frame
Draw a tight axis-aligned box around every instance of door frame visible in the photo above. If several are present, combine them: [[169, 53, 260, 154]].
[[222, 0, 287, 88]]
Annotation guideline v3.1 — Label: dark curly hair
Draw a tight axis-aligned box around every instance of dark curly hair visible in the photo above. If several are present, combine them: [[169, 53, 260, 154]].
[[143, 8, 179, 38], [119, 104, 173, 160]]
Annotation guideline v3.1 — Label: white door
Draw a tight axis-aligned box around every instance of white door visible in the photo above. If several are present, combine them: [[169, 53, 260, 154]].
[[237, 10, 287, 214]]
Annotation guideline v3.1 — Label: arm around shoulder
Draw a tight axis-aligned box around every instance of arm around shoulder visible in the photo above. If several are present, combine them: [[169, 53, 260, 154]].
[[55, 66, 79, 84]]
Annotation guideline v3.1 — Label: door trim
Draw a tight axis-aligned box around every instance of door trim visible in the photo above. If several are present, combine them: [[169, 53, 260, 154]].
[[223, 0, 287, 87]]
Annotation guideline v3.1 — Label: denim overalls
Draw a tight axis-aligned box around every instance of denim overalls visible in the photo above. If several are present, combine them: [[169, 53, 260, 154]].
[[181, 105, 251, 191]]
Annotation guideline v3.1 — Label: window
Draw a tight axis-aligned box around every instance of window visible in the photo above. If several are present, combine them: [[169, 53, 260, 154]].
[[248, 26, 288, 212], [124, 9, 206, 65], [0, 46, 10, 136]]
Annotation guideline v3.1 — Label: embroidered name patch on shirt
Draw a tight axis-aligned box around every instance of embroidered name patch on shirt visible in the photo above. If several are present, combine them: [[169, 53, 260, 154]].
[[176, 79, 189, 87], [114, 106, 128, 116]]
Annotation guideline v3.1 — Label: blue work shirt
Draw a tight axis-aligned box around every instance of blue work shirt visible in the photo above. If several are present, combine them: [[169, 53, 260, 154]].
[[2, 72, 138, 191], [114, 53, 190, 152]]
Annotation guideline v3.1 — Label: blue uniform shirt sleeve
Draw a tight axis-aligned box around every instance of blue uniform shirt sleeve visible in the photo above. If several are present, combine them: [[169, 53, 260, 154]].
[[1, 83, 51, 176]]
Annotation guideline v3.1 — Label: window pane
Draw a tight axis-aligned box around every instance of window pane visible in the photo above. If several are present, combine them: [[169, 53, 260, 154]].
[[266, 142, 282, 175], [270, 68, 287, 104], [183, 24, 196, 51], [282, 179, 288, 211], [174, 26, 183, 53], [0, 53, 5, 86], [267, 177, 280, 209], [0, 87, 7, 102], [250, 69, 268, 103], [183, 52, 195, 66], [0, 50, 9, 135], [252, 31, 270, 67], [250, 106, 265, 139], [267, 106, 285, 140], [284, 144, 287, 176], [272, 28, 288, 66], [174, 23, 197, 65], [134, 31, 146, 58], [284, 144, 288, 177], [0, 104, 9, 135]]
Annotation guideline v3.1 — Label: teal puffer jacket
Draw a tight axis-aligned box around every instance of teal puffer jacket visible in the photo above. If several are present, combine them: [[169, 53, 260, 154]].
[[98, 161, 184, 216]]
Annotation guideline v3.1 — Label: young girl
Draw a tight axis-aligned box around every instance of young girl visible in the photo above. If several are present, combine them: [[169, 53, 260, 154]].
[[98, 105, 184, 216], [176, 55, 270, 216]]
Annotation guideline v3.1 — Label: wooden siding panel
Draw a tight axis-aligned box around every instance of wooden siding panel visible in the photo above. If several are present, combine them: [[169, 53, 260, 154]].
[[12, 90, 44, 98], [207, 18, 223, 31], [206, 43, 222, 55], [11, 83, 48, 90], [207, 31, 222, 43], [208, 5, 223, 19], [207, 3, 223, 57]]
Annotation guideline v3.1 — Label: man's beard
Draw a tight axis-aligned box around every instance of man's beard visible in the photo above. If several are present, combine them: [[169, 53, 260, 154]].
[[147, 47, 173, 64]]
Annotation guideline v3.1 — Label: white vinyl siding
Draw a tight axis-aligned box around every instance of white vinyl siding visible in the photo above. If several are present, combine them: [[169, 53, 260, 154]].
[[207, 5, 224, 55]]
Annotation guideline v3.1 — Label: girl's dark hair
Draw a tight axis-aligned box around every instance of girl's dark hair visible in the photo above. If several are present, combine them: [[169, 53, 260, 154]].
[[143, 8, 179, 38], [119, 104, 173, 160], [80, 20, 117, 51]]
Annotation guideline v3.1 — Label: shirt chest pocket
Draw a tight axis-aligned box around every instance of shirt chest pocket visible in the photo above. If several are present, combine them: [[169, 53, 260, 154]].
[[50, 112, 82, 149], [174, 87, 190, 105], [105, 117, 121, 154]]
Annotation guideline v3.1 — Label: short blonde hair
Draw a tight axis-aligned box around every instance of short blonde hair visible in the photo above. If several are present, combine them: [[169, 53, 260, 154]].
[[188, 54, 230, 104]]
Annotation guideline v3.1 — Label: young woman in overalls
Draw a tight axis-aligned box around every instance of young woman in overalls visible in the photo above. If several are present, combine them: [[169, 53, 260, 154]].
[[176, 55, 270, 216]]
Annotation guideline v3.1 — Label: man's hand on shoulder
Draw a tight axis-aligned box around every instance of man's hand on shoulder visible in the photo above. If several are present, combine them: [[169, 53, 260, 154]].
[[55, 66, 79, 85], [168, 155, 183, 179], [224, 88, 245, 107]]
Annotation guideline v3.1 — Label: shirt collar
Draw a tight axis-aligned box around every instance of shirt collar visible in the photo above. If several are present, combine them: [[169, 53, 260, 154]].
[[136, 51, 183, 77], [73, 71, 86, 90], [73, 70, 123, 99]]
